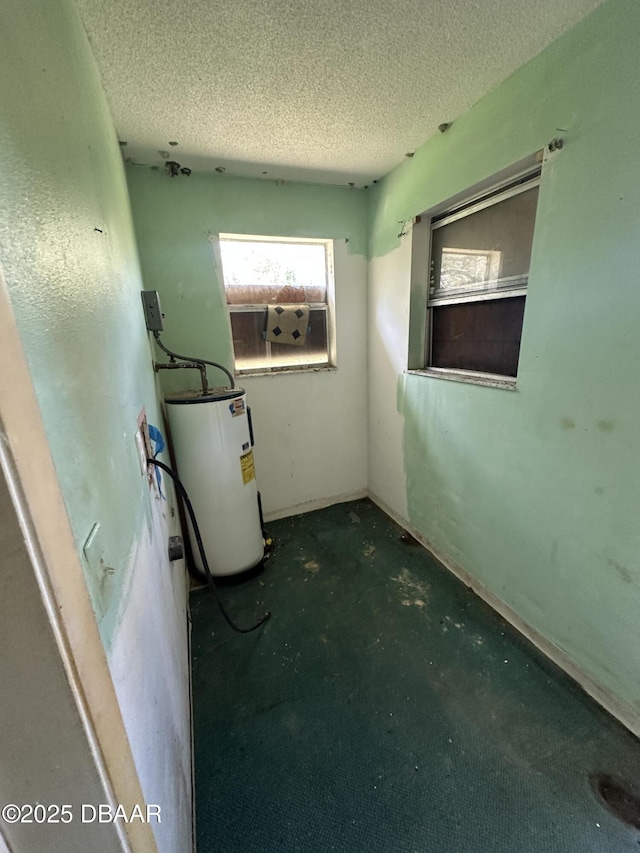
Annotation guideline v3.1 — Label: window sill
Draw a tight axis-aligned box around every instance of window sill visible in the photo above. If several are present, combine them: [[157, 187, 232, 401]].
[[237, 364, 337, 379], [407, 367, 517, 391]]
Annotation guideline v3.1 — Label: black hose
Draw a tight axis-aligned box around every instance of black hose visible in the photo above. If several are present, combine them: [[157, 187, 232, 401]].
[[153, 332, 235, 389], [147, 458, 270, 634]]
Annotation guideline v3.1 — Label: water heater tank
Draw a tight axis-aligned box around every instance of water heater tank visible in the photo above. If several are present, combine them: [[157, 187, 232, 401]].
[[165, 388, 264, 577]]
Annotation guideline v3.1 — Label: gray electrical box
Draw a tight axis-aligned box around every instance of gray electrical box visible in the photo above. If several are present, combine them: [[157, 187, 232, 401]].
[[141, 290, 164, 332]]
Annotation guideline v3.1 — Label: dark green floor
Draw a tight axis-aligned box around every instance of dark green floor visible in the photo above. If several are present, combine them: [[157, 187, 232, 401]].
[[191, 499, 640, 852]]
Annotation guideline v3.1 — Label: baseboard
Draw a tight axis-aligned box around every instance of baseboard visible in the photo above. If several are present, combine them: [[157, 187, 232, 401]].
[[368, 491, 640, 741], [264, 488, 368, 523]]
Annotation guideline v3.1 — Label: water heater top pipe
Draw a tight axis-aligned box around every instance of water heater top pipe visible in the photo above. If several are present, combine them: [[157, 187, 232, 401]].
[[154, 360, 208, 395], [153, 331, 235, 390]]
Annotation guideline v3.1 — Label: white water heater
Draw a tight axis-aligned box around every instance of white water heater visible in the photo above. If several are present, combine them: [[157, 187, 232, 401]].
[[165, 388, 264, 577]]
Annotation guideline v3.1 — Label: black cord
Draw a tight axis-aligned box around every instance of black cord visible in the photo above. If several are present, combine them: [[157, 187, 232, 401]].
[[147, 458, 270, 634]]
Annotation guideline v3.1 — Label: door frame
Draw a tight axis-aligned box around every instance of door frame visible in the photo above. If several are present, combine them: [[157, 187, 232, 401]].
[[0, 266, 158, 853]]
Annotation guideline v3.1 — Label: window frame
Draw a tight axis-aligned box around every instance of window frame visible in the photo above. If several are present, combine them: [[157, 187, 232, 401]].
[[408, 155, 543, 387], [219, 234, 336, 376]]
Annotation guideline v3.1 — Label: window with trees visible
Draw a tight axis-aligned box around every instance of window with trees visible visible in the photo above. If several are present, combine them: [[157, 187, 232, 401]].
[[411, 163, 541, 383], [219, 235, 334, 373]]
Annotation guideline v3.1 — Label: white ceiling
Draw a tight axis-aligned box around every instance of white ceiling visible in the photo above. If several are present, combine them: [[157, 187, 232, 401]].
[[76, 0, 604, 186]]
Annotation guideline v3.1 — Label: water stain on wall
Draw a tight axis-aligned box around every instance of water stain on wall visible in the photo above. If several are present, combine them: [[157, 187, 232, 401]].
[[607, 558, 632, 585]]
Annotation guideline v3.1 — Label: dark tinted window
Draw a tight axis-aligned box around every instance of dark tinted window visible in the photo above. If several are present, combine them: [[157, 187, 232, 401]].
[[431, 296, 526, 377]]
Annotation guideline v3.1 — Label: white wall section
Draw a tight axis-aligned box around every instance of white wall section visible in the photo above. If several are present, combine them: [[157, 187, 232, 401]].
[[367, 243, 412, 522], [244, 245, 368, 520], [109, 497, 191, 853]]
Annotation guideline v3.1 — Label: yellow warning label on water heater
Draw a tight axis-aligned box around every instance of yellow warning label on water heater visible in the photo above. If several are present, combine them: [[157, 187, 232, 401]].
[[240, 450, 255, 485]]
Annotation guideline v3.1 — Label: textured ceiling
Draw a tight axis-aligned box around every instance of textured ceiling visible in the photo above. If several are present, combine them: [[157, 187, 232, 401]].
[[75, 0, 604, 185]]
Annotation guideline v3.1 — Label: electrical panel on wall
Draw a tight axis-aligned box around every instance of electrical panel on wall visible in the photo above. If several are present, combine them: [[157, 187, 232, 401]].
[[141, 290, 164, 332]]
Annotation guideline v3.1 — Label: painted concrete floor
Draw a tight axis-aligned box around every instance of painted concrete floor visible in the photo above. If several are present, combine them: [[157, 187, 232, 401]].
[[191, 499, 640, 852]]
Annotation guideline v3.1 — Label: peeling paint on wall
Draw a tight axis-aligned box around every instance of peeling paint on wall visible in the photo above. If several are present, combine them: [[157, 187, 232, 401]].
[[127, 170, 369, 519], [127, 168, 368, 396], [367, 0, 640, 718], [0, 2, 192, 850]]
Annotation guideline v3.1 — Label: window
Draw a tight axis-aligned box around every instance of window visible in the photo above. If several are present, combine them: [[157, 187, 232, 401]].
[[415, 165, 541, 382], [219, 235, 334, 374]]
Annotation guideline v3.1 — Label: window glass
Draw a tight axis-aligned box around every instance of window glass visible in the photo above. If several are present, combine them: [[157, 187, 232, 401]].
[[219, 236, 332, 373], [416, 166, 542, 381], [431, 296, 526, 377], [229, 308, 328, 372], [430, 185, 539, 301], [221, 240, 327, 305]]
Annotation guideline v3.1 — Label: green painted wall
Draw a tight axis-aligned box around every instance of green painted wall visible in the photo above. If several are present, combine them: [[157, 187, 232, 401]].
[[127, 168, 367, 394], [0, 0, 161, 647], [369, 0, 640, 713]]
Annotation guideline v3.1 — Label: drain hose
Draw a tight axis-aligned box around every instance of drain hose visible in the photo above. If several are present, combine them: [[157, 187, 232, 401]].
[[147, 458, 271, 634]]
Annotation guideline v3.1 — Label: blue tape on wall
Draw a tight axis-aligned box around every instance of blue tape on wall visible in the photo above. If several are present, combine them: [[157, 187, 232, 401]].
[[148, 424, 166, 499]]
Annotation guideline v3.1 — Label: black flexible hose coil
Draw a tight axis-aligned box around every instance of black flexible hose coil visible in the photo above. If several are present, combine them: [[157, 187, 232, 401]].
[[147, 458, 270, 634]]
